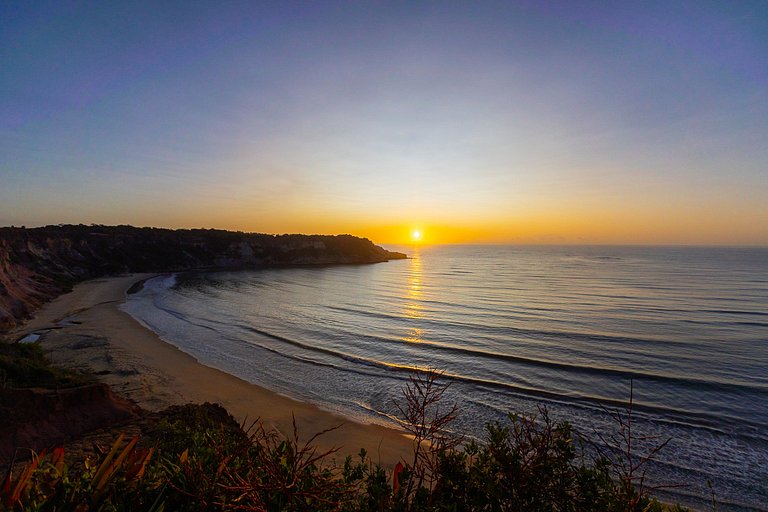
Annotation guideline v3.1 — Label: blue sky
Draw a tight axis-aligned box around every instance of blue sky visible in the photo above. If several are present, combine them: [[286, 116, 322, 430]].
[[1, 1, 766, 244]]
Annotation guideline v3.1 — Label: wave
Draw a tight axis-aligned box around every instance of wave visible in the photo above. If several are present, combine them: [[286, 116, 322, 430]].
[[136, 277, 768, 440], [125, 248, 768, 511], [701, 309, 768, 317], [137, 290, 768, 442], [402, 339, 768, 395], [328, 304, 675, 344], [179, 317, 767, 441], [326, 306, 767, 391]]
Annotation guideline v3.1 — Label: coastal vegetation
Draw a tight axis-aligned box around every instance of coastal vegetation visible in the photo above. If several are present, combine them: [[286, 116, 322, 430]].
[[1, 347, 691, 511]]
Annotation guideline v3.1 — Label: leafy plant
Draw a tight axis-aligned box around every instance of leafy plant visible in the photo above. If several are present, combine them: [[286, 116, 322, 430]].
[[0, 380, 696, 511], [0, 434, 154, 511]]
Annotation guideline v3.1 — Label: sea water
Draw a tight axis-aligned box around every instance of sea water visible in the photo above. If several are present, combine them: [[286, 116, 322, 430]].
[[122, 245, 768, 511]]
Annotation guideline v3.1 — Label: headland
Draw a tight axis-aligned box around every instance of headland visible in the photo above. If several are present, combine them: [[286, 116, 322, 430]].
[[0, 225, 410, 464]]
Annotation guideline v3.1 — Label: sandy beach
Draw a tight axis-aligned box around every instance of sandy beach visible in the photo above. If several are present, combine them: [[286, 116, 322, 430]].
[[10, 274, 412, 466]]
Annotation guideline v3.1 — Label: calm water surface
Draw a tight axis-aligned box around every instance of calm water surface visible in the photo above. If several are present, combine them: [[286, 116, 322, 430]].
[[122, 245, 768, 511]]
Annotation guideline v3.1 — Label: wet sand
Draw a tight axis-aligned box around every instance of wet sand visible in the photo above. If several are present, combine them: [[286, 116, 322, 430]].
[[10, 274, 412, 466]]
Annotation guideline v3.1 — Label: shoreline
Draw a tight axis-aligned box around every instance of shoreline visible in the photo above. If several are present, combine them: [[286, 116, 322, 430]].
[[9, 273, 413, 466]]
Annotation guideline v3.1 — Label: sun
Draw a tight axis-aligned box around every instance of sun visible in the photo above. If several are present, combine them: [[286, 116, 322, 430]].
[[411, 229, 422, 242]]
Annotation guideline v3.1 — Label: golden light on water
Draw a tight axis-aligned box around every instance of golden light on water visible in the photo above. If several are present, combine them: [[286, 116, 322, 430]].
[[401, 248, 425, 343], [404, 257, 423, 319]]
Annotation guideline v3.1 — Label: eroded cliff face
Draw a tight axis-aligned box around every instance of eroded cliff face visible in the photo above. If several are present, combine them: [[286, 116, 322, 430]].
[[0, 225, 406, 332], [0, 239, 64, 332]]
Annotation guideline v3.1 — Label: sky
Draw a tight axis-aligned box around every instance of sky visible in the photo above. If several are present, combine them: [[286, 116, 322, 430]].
[[1, 1, 767, 245]]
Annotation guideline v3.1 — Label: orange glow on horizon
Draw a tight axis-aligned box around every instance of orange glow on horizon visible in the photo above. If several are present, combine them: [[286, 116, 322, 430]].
[[134, 204, 767, 248]]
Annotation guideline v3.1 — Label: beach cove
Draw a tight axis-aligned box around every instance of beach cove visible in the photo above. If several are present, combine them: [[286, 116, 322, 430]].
[[4, 242, 768, 510], [10, 273, 413, 466]]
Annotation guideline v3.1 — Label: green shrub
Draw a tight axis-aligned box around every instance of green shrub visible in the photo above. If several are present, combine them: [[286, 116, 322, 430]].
[[0, 375, 693, 511]]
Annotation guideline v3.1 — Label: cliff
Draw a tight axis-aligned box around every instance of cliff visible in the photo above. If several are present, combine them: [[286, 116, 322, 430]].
[[0, 225, 406, 332]]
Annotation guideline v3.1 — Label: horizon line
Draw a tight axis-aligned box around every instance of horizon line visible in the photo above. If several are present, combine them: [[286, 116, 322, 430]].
[[2, 223, 766, 249]]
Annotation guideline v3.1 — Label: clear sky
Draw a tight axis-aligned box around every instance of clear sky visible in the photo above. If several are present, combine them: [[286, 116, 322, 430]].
[[2, 1, 767, 245]]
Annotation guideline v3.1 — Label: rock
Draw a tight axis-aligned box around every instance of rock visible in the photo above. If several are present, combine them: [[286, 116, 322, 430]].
[[0, 383, 142, 462]]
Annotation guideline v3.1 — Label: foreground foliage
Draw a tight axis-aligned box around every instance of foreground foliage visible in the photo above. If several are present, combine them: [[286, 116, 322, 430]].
[[1, 374, 691, 511]]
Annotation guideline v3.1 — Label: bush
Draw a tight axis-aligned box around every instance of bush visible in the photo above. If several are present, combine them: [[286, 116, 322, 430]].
[[0, 375, 692, 511]]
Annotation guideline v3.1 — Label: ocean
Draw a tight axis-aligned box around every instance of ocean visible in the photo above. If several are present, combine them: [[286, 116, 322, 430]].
[[121, 245, 768, 511]]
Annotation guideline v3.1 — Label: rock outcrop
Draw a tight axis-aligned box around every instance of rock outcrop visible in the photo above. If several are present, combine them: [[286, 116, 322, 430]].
[[0, 225, 406, 332], [0, 383, 142, 460]]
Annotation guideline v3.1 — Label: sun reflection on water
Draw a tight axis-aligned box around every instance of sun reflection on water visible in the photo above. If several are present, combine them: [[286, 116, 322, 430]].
[[401, 248, 426, 342]]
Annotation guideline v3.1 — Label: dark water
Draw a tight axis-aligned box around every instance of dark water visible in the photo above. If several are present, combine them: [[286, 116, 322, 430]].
[[122, 245, 768, 510]]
